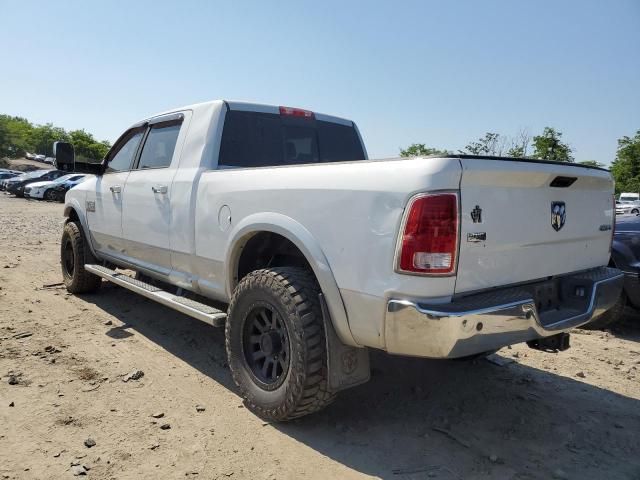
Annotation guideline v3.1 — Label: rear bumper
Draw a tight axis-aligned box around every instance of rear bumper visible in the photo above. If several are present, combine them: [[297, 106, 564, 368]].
[[384, 267, 624, 358], [622, 270, 640, 309]]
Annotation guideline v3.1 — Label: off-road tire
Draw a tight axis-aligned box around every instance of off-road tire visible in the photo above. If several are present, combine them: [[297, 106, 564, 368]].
[[60, 221, 102, 294], [226, 267, 335, 421], [583, 292, 627, 330]]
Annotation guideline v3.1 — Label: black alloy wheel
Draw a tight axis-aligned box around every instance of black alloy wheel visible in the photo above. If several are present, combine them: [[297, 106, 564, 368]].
[[242, 304, 290, 389]]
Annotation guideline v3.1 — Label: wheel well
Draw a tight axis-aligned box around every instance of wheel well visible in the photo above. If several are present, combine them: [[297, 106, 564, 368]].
[[66, 208, 80, 222], [236, 232, 313, 284]]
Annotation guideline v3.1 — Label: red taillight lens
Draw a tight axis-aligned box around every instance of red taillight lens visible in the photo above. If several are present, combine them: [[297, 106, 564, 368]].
[[279, 106, 314, 119], [398, 193, 459, 274]]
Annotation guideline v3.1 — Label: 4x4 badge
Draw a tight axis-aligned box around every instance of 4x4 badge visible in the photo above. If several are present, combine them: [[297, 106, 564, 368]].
[[551, 201, 566, 231]]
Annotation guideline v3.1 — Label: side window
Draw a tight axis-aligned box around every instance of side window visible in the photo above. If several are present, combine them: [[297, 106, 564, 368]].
[[106, 132, 144, 173], [137, 123, 181, 169]]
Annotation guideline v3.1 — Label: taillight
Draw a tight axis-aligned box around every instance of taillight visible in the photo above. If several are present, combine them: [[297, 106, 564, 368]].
[[279, 106, 314, 119], [396, 192, 459, 275]]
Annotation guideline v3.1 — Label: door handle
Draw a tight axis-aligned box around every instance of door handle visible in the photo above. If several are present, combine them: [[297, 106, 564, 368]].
[[152, 185, 168, 194], [109, 185, 122, 193]]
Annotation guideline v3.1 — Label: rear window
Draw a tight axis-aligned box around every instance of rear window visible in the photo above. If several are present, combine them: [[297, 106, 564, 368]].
[[137, 123, 181, 169], [218, 110, 365, 168]]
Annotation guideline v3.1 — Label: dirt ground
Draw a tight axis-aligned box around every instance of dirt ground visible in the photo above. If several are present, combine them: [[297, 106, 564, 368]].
[[5, 158, 53, 172], [1, 194, 639, 480]]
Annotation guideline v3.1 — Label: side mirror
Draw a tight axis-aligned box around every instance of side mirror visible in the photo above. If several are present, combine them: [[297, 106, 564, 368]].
[[53, 141, 75, 172], [53, 141, 105, 175], [75, 161, 106, 175]]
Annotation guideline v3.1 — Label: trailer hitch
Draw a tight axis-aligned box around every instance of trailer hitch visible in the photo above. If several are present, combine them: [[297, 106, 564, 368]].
[[527, 333, 571, 353]]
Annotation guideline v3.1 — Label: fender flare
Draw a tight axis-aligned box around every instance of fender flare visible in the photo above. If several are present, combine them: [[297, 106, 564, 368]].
[[63, 200, 99, 258], [224, 212, 359, 347]]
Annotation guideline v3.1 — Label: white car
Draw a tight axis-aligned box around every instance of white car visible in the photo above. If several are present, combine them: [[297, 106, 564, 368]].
[[34, 154, 46, 162], [616, 201, 640, 215], [619, 192, 640, 203], [24, 174, 88, 200], [60, 100, 622, 420], [44, 157, 55, 165]]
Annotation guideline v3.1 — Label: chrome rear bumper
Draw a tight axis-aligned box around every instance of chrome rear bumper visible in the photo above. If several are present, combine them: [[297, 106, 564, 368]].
[[384, 267, 624, 358]]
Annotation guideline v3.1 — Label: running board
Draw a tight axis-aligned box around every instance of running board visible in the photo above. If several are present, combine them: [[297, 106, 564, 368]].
[[85, 264, 227, 327]]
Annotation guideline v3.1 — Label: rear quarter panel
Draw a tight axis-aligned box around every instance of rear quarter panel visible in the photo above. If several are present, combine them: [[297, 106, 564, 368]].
[[193, 157, 462, 348]]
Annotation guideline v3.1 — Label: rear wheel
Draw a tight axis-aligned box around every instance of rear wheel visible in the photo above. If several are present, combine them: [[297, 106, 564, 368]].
[[61, 221, 102, 293], [583, 292, 627, 330], [226, 267, 335, 421], [44, 189, 56, 201]]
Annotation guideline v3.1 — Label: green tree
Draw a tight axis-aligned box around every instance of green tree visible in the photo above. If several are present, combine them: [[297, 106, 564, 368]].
[[463, 132, 501, 156], [30, 123, 69, 156], [0, 115, 35, 158], [610, 130, 640, 194], [69, 129, 111, 162], [579, 160, 604, 168], [531, 127, 573, 162], [399, 143, 449, 157]]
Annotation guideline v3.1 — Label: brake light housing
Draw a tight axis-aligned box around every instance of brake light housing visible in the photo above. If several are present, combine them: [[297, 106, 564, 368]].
[[395, 192, 459, 275], [279, 106, 314, 119]]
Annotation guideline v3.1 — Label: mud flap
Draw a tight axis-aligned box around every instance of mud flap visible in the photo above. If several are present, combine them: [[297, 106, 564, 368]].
[[319, 294, 370, 393]]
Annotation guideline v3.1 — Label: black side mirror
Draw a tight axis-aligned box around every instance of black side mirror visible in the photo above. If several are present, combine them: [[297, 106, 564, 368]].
[[75, 161, 106, 175], [53, 141, 105, 175], [53, 141, 75, 172]]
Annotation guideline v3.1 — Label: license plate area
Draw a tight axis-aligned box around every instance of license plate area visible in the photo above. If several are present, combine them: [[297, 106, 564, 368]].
[[532, 280, 560, 313]]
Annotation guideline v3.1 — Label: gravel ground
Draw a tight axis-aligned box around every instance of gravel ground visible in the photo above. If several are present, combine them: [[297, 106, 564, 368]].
[[1, 193, 639, 480]]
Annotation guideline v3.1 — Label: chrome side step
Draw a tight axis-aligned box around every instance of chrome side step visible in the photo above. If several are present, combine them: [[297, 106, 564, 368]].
[[85, 264, 227, 327]]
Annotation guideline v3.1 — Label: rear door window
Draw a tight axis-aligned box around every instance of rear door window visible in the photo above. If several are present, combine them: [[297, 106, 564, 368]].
[[136, 123, 181, 170], [218, 110, 364, 168]]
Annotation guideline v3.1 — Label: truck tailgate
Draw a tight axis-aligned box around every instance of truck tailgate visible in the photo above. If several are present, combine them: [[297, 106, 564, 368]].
[[455, 159, 614, 295]]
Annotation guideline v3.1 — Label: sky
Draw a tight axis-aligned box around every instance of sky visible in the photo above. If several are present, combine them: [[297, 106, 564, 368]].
[[1, 0, 639, 165]]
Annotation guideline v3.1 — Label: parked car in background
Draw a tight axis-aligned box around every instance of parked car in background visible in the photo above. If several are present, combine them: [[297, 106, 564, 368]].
[[24, 173, 89, 201], [1, 171, 36, 191], [591, 213, 640, 329], [5, 170, 65, 197], [50, 174, 92, 202], [34, 154, 46, 162], [44, 157, 55, 165], [25, 152, 35, 160], [619, 192, 640, 203], [0, 171, 20, 181], [616, 201, 640, 215]]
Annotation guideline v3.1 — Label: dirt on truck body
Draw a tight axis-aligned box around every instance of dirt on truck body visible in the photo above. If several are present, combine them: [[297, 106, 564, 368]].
[[0, 194, 639, 479]]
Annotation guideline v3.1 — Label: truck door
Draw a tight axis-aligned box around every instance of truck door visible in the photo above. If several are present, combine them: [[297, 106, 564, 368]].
[[120, 113, 187, 275], [87, 128, 144, 258]]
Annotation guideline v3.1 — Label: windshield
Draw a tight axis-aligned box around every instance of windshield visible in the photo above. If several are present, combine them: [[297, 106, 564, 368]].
[[218, 110, 365, 168], [53, 174, 82, 183]]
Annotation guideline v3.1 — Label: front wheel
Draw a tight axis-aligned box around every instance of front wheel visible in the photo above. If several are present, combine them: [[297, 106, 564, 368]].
[[226, 267, 335, 421], [632, 209, 639, 215], [44, 189, 56, 201], [61, 221, 102, 293]]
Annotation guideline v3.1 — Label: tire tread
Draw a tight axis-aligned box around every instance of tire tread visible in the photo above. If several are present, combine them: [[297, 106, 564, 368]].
[[226, 267, 336, 421], [61, 221, 101, 294]]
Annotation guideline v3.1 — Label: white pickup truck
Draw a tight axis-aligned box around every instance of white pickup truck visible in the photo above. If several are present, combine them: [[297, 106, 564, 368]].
[[57, 100, 623, 421]]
